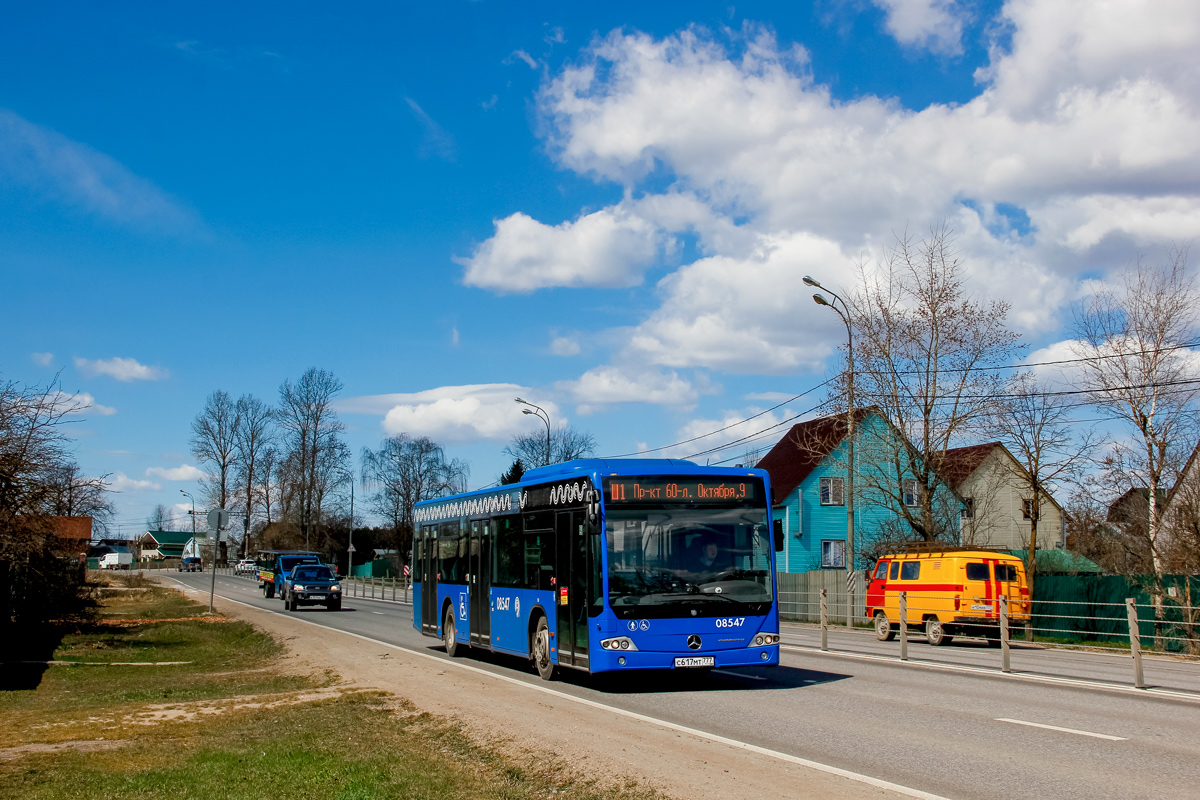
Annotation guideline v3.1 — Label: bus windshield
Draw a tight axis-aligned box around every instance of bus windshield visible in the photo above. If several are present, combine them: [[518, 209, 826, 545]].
[[605, 505, 772, 617]]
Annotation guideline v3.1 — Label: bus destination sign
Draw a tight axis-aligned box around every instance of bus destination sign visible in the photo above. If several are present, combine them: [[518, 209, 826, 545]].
[[603, 477, 763, 504]]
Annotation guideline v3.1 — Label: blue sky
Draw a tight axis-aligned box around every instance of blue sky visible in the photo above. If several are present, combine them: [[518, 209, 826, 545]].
[[4, 1, 1198, 536]]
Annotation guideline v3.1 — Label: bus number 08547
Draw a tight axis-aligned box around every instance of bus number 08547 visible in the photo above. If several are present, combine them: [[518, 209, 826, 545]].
[[715, 617, 746, 628]]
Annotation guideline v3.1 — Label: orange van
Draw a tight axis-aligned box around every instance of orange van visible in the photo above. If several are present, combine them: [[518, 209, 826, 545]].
[[865, 547, 1030, 646]]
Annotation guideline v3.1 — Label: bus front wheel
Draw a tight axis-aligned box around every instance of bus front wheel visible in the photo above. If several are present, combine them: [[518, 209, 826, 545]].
[[532, 616, 555, 681]]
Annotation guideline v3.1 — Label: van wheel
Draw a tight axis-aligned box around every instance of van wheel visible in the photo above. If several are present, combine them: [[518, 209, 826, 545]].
[[444, 607, 461, 657], [925, 617, 952, 646], [532, 616, 555, 681], [874, 612, 895, 642]]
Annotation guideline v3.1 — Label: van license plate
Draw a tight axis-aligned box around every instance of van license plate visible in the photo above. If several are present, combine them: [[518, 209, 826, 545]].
[[674, 657, 715, 668], [309, 594, 326, 600], [971, 604, 990, 611]]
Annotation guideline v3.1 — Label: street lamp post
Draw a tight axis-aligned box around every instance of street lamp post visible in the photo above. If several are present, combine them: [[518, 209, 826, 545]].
[[515, 397, 551, 467], [340, 470, 355, 579], [180, 489, 197, 557], [804, 275, 856, 628]]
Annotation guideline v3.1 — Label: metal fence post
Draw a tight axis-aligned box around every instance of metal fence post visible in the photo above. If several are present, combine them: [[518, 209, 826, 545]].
[[899, 591, 908, 661], [820, 588, 829, 651], [1127, 598, 1145, 689], [391, 575, 396, 601], [1000, 594, 1011, 673]]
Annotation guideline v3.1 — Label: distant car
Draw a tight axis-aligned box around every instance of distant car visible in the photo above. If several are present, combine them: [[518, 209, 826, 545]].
[[281, 563, 342, 611], [178, 556, 203, 572], [235, 559, 256, 575]]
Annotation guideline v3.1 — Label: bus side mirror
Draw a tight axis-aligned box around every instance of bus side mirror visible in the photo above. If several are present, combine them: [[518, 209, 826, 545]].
[[773, 519, 784, 552]]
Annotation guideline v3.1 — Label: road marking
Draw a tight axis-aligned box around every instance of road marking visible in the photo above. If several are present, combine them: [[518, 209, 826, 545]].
[[995, 718, 1126, 740], [781, 644, 1200, 703], [371, 611, 385, 615], [713, 669, 767, 681], [171, 579, 950, 800]]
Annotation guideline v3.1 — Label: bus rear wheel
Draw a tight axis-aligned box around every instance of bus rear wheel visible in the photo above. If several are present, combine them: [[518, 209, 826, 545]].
[[532, 616, 555, 681], [444, 607, 461, 657]]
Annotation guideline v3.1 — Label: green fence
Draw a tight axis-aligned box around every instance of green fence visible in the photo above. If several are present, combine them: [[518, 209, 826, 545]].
[[1034, 574, 1200, 651]]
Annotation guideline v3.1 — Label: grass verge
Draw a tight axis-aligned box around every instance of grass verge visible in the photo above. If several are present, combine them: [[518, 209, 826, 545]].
[[0, 575, 662, 800]]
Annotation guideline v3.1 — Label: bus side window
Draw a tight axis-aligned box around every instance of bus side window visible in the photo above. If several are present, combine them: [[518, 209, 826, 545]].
[[900, 562, 920, 580], [889, 561, 900, 580], [874, 561, 889, 580], [492, 515, 522, 588], [965, 563, 989, 581], [438, 520, 463, 581]]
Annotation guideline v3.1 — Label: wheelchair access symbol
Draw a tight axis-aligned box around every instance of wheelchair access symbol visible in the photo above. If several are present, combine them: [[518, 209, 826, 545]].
[[458, 593, 468, 621]]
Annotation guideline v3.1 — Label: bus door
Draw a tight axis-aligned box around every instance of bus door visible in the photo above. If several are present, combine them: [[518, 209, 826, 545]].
[[555, 509, 590, 668], [421, 524, 438, 634], [469, 519, 491, 645]]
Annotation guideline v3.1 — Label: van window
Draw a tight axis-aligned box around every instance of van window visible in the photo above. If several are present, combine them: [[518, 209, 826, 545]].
[[874, 561, 889, 580], [900, 562, 920, 580], [995, 564, 1018, 581], [966, 563, 989, 581], [889, 561, 900, 580]]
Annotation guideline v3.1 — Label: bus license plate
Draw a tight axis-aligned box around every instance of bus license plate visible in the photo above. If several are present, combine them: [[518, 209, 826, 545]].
[[309, 594, 326, 600], [674, 656, 715, 668]]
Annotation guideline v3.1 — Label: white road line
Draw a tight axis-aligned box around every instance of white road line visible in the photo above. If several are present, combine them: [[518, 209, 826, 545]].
[[371, 611, 385, 615], [178, 581, 949, 800], [995, 718, 1126, 740]]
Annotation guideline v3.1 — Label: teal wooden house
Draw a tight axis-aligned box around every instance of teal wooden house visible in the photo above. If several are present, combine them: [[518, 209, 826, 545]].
[[758, 409, 962, 572]]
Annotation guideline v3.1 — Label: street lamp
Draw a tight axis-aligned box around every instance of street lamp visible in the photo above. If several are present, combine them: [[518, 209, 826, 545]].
[[339, 469, 356, 579], [515, 397, 551, 467], [180, 489, 197, 557], [804, 275, 857, 629]]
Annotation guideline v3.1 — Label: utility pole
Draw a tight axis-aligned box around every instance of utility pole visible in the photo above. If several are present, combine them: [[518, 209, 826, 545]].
[[805, 276, 856, 628]]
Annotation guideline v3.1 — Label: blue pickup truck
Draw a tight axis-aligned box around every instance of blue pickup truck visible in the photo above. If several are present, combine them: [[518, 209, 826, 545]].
[[256, 550, 322, 599], [281, 563, 342, 611]]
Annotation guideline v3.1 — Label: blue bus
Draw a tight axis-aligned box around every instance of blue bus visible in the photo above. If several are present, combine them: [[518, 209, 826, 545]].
[[413, 458, 783, 680]]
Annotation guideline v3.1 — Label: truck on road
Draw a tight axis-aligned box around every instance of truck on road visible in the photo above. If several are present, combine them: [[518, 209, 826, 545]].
[[255, 549, 323, 599], [100, 548, 133, 570]]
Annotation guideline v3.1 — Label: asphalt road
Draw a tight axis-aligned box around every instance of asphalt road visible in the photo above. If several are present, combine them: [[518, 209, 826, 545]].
[[169, 570, 1200, 800]]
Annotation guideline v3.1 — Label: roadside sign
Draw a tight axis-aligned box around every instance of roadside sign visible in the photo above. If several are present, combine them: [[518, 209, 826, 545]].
[[403, 564, 411, 577], [207, 509, 230, 532], [347, 544, 356, 553]]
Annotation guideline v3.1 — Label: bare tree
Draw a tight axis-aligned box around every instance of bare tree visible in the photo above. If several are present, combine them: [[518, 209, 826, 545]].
[[233, 394, 274, 558], [190, 390, 240, 512], [277, 368, 345, 547], [362, 434, 469, 560], [503, 425, 597, 469], [146, 503, 178, 532], [992, 373, 1100, 638], [44, 461, 114, 535], [848, 224, 1022, 541], [1073, 248, 1200, 642]]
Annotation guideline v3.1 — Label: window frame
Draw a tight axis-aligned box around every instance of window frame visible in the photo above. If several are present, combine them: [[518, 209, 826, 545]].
[[820, 539, 846, 569], [902, 478, 920, 508], [819, 476, 846, 506]]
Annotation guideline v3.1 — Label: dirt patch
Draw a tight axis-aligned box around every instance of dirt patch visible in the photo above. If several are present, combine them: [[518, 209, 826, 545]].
[[191, 588, 911, 800], [0, 740, 128, 763]]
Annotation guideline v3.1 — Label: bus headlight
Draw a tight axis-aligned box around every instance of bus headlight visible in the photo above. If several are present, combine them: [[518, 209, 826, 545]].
[[600, 636, 638, 651], [750, 633, 779, 646]]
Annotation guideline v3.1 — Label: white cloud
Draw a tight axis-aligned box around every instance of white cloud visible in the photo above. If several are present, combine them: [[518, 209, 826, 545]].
[[508, 9, 1200, 375], [49, 390, 116, 417], [146, 464, 205, 481], [0, 108, 198, 232], [559, 366, 698, 410], [339, 384, 561, 444], [404, 97, 456, 161], [508, 49, 538, 70], [31, 352, 53, 366], [111, 472, 160, 492], [872, 0, 967, 55], [457, 205, 662, 292], [550, 336, 580, 356], [75, 356, 168, 382]]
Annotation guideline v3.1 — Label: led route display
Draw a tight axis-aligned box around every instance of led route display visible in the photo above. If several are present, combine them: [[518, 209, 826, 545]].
[[603, 476, 764, 505]]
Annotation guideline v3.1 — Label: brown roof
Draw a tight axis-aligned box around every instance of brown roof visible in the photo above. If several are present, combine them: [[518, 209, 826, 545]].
[[48, 516, 92, 543], [757, 409, 873, 504], [937, 442, 1003, 492]]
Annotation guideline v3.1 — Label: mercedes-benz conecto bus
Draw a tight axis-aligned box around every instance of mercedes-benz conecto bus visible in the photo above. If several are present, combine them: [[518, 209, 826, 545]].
[[412, 458, 783, 680]]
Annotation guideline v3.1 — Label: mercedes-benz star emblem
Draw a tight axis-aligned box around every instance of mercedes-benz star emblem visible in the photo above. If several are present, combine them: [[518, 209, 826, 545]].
[[687, 634, 702, 650]]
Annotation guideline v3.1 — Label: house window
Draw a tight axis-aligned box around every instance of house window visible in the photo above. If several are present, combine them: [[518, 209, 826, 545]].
[[960, 498, 975, 520], [819, 476, 845, 506], [1022, 499, 1034, 520], [821, 539, 845, 569], [903, 478, 920, 507]]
